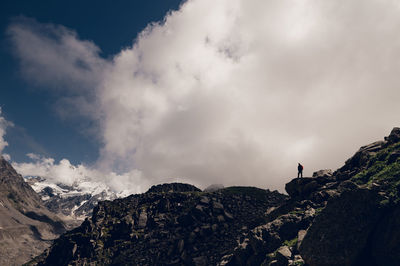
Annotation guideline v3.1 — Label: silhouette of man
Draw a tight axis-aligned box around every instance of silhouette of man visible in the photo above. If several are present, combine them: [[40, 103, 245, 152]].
[[297, 163, 303, 178]]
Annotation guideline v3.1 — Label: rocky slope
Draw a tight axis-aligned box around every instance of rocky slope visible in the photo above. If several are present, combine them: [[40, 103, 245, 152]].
[[0, 156, 66, 265], [28, 128, 400, 266], [28, 185, 287, 265], [223, 127, 400, 266]]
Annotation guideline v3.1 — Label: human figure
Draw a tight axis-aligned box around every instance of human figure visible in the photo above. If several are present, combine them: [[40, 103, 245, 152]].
[[297, 163, 303, 178]]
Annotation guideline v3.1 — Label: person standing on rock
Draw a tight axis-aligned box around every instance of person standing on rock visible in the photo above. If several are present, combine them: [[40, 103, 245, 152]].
[[297, 163, 303, 178]]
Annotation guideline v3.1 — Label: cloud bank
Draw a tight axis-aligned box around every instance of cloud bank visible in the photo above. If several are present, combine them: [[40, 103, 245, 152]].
[[12, 154, 146, 195], [7, 0, 400, 192], [0, 108, 11, 154]]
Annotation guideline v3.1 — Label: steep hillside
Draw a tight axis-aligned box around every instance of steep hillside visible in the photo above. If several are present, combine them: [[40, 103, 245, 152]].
[[224, 128, 400, 266], [0, 156, 66, 265], [28, 185, 287, 265]]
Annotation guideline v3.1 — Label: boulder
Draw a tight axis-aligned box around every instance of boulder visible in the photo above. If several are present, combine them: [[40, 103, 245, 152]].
[[312, 169, 333, 178], [369, 205, 400, 265], [299, 188, 385, 266], [385, 127, 400, 144], [285, 178, 321, 198], [275, 246, 292, 265], [296, 230, 307, 251]]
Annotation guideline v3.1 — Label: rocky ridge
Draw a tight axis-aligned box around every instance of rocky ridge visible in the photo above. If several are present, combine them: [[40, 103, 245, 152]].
[[28, 128, 400, 266], [28, 185, 287, 265], [223, 127, 400, 265], [0, 156, 66, 265]]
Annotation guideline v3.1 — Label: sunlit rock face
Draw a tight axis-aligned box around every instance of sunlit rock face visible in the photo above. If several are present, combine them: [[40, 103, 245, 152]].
[[0, 156, 66, 265]]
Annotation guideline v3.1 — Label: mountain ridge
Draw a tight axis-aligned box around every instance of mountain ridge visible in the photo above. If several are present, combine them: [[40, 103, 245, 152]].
[[0, 156, 67, 265], [27, 128, 400, 265]]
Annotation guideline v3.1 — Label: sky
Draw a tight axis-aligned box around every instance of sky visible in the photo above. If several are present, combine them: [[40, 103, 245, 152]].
[[1, 0, 400, 194]]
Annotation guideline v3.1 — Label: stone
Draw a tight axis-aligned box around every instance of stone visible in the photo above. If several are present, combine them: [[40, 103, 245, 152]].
[[296, 230, 307, 250], [217, 215, 225, 223], [312, 169, 333, 178], [138, 210, 148, 228], [276, 246, 292, 264], [337, 180, 358, 193], [212, 224, 218, 232], [385, 127, 400, 144], [193, 256, 207, 266], [224, 211, 234, 220], [177, 239, 185, 254], [359, 140, 386, 153], [213, 201, 224, 209], [200, 196, 210, 205], [369, 205, 400, 265], [285, 178, 321, 198], [299, 188, 385, 266]]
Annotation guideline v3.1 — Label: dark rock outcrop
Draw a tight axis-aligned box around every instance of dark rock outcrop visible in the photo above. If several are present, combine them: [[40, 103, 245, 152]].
[[29, 186, 287, 265], [299, 188, 385, 266], [223, 127, 400, 266]]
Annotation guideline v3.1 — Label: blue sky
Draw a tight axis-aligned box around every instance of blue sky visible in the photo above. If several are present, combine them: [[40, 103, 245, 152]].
[[1, 0, 400, 193], [0, 0, 183, 164]]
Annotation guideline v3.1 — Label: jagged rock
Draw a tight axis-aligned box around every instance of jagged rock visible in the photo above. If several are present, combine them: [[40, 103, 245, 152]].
[[0, 157, 66, 265], [368, 205, 400, 265], [359, 140, 387, 153], [385, 127, 400, 144], [138, 210, 148, 228], [285, 178, 320, 198], [275, 246, 292, 266], [30, 186, 286, 265], [299, 188, 386, 266], [312, 169, 333, 178], [23, 127, 400, 266], [296, 230, 307, 251], [337, 180, 359, 193]]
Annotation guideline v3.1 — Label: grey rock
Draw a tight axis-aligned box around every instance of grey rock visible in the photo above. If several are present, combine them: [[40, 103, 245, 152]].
[[312, 169, 333, 178], [299, 188, 385, 266], [138, 210, 148, 228], [385, 127, 400, 144]]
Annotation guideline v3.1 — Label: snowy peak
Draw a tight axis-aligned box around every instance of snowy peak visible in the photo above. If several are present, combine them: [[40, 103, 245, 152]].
[[25, 176, 117, 220]]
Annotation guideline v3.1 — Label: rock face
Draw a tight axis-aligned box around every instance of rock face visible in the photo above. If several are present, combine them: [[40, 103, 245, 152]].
[[299, 188, 385, 266], [222, 127, 400, 266], [0, 156, 66, 265], [26, 127, 400, 266], [29, 186, 287, 265], [298, 127, 400, 266]]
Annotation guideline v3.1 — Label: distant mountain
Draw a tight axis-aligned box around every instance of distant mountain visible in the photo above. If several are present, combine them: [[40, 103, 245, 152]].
[[0, 156, 66, 265], [25, 176, 117, 224], [28, 128, 400, 266]]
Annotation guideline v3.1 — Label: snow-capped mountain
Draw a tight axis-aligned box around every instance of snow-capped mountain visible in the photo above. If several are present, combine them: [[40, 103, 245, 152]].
[[25, 176, 118, 220]]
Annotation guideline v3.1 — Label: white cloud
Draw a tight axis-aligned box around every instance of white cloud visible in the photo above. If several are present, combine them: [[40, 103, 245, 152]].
[[0, 108, 12, 154], [8, 0, 400, 192], [12, 154, 146, 195]]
